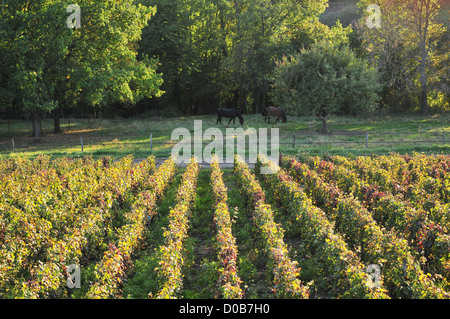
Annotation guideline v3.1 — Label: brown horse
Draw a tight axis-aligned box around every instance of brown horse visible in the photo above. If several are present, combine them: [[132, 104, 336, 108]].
[[263, 106, 287, 124]]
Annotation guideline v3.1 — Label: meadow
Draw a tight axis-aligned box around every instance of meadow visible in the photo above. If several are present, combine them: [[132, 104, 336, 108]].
[[1, 112, 449, 160]]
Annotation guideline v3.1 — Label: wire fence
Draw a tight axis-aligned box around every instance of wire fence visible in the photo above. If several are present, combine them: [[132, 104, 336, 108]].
[[0, 130, 448, 155]]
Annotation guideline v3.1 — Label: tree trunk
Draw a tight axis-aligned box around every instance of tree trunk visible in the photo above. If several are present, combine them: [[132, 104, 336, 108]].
[[418, 6, 430, 115], [234, 0, 240, 32], [252, 88, 262, 114], [53, 107, 61, 133], [419, 53, 428, 115], [420, 79, 428, 115], [316, 109, 328, 135], [320, 115, 328, 135], [32, 111, 43, 138]]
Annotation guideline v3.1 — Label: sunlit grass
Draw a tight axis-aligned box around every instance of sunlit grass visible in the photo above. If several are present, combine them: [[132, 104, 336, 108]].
[[1, 112, 449, 159]]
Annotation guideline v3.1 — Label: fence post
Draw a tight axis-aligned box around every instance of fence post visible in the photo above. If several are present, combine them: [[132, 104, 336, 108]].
[[365, 132, 369, 149], [292, 133, 296, 149], [80, 136, 84, 152], [150, 133, 153, 154], [12, 138, 15, 152], [443, 132, 446, 146]]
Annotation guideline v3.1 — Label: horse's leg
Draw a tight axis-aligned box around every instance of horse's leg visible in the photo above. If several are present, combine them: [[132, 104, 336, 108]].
[[228, 117, 233, 124], [268, 116, 271, 124], [217, 115, 221, 124]]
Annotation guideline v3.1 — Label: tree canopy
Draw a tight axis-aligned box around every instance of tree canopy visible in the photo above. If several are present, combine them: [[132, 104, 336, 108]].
[[1, 0, 448, 137], [0, 0, 163, 137], [138, 0, 353, 115], [357, 0, 449, 114], [272, 41, 381, 133]]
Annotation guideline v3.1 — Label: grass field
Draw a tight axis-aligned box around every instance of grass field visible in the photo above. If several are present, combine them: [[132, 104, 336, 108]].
[[1, 112, 449, 160]]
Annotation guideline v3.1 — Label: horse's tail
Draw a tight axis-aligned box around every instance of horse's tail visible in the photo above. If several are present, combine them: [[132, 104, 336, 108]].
[[281, 110, 287, 123]]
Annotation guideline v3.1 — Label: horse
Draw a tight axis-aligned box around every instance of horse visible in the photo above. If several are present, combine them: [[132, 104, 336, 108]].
[[216, 108, 244, 125], [263, 106, 287, 124]]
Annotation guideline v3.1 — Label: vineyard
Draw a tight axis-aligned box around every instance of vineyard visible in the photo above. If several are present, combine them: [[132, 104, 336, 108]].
[[0, 152, 449, 299]]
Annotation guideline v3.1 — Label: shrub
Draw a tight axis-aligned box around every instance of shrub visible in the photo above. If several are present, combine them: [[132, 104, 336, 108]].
[[272, 41, 380, 131]]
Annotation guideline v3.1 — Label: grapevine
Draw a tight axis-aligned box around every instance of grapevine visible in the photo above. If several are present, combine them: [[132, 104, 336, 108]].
[[152, 157, 199, 299], [280, 154, 449, 298], [234, 155, 309, 299], [256, 154, 390, 299], [210, 154, 243, 299]]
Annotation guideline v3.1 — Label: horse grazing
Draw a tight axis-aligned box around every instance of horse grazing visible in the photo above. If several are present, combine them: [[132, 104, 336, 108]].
[[217, 108, 244, 125], [263, 106, 287, 123]]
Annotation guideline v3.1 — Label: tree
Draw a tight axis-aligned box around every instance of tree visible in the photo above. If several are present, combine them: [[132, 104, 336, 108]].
[[357, 0, 449, 114], [272, 41, 380, 134], [138, 0, 232, 114], [137, 0, 352, 115], [1, 1, 68, 137], [406, 0, 449, 114], [221, 0, 352, 114], [0, 0, 163, 137]]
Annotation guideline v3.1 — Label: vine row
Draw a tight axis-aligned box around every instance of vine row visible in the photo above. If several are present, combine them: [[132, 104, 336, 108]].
[[234, 155, 309, 299], [256, 154, 390, 298], [152, 157, 200, 299], [302, 154, 450, 281], [280, 154, 448, 298], [210, 154, 243, 299], [86, 157, 176, 298]]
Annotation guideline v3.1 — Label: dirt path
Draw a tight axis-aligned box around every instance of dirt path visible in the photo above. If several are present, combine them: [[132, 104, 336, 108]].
[[134, 157, 255, 169]]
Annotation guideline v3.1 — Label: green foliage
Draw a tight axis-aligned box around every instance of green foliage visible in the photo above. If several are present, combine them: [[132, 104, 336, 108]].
[[137, 0, 354, 114], [357, 0, 449, 113], [0, 0, 163, 136], [272, 41, 381, 116], [280, 154, 449, 298]]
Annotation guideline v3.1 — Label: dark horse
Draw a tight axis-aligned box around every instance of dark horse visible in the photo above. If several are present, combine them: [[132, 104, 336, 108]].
[[216, 108, 244, 125], [263, 106, 287, 123]]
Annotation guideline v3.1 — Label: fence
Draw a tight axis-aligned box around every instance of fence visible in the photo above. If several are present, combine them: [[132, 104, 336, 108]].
[[288, 131, 448, 149], [1, 130, 448, 156]]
